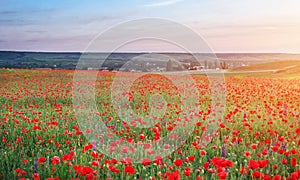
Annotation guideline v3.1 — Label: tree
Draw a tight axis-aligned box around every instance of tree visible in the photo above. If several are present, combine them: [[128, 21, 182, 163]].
[[220, 61, 228, 69], [166, 60, 173, 71]]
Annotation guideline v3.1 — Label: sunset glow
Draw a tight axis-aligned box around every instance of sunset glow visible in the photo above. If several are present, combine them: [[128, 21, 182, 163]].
[[1, 0, 300, 52]]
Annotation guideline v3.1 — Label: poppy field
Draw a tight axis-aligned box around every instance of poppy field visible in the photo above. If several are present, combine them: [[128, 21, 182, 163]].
[[0, 69, 300, 180]]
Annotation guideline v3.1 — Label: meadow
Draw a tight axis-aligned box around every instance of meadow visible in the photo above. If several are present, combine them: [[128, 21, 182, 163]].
[[0, 69, 300, 180]]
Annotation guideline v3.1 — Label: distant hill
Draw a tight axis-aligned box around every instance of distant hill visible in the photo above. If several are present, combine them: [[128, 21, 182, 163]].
[[230, 60, 300, 74], [1, 51, 300, 70]]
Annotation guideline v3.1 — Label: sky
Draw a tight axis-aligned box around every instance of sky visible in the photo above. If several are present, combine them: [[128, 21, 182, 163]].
[[0, 0, 300, 53]]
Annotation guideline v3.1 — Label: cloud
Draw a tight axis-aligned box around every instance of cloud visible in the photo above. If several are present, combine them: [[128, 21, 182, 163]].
[[25, 34, 93, 42], [0, 8, 55, 15], [0, 10, 19, 14], [143, 0, 184, 7], [198, 24, 280, 30], [186, 21, 300, 34], [25, 30, 47, 33], [0, 19, 36, 26], [0, 8, 56, 26], [76, 10, 138, 25], [77, 15, 121, 25]]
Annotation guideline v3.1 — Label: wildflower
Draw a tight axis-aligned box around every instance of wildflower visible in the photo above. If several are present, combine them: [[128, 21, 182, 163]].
[[38, 157, 46, 164], [252, 171, 262, 179], [221, 146, 226, 158], [173, 159, 182, 167], [124, 165, 135, 175], [51, 156, 60, 165]]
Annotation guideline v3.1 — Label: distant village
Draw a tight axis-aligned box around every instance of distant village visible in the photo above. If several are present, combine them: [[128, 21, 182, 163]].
[[87, 60, 247, 72]]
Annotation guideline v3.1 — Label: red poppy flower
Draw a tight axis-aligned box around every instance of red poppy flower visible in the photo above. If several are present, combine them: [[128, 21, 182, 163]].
[[139, 133, 145, 140], [51, 156, 60, 165], [252, 171, 262, 178], [38, 157, 46, 164], [91, 151, 98, 159], [248, 160, 260, 169], [22, 159, 28, 164], [141, 158, 152, 166], [203, 162, 209, 169], [250, 144, 258, 149], [218, 171, 227, 180], [32, 173, 40, 180], [124, 165, 135, 175], [173, 159, 182, 167], [272, 175, 281, 180], [109, 165, 120, 174], [188, 155, 195, 162], [282, 159, 288, 164], [200, 150, 207, 156], [184, 168, 191, 177], [291, 158, 297, 167], [91, 160, 99, 167]]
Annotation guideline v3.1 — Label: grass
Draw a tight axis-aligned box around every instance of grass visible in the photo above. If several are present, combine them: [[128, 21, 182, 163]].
[[229, 60, 300, 73]]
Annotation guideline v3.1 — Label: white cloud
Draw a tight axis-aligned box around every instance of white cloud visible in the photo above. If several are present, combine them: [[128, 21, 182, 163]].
[[143, 0, 184, 7]]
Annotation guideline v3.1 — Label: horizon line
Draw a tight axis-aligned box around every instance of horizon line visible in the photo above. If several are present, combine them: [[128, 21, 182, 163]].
[[1, 50, 300, 54]]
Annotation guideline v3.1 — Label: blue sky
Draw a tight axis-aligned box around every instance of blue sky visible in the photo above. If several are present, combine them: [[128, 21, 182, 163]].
[[0, 0, 300, 52]]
